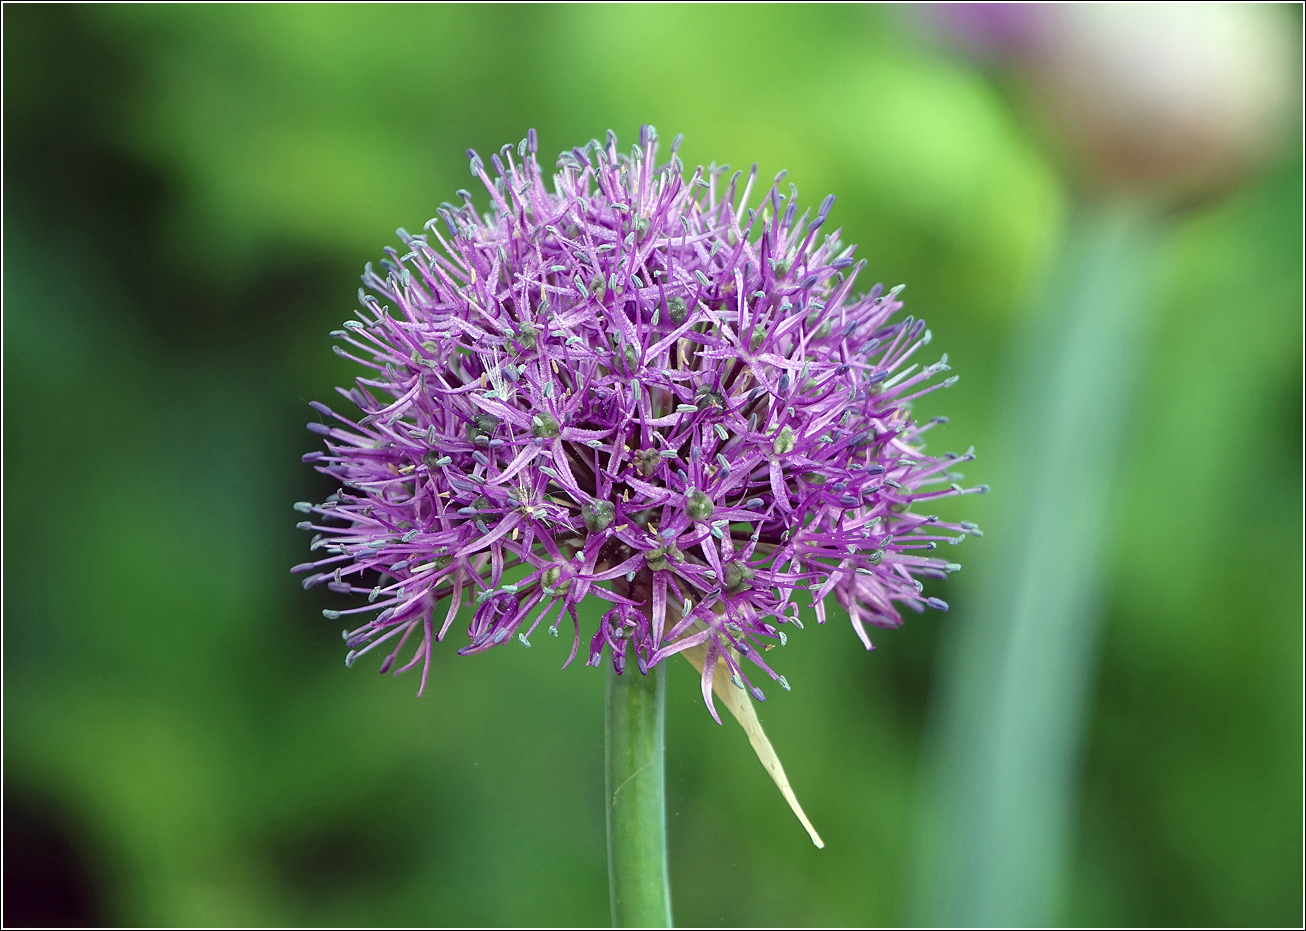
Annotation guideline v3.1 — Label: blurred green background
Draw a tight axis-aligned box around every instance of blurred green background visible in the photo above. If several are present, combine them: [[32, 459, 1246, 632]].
[[3, 4, 1299, 927]]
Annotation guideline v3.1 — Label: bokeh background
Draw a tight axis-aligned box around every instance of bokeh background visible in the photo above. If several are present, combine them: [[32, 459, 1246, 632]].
[[3, 4, 1300, 927]]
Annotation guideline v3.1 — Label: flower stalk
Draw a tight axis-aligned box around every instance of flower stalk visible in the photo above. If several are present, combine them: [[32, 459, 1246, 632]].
[[606, 642, 672, 927]]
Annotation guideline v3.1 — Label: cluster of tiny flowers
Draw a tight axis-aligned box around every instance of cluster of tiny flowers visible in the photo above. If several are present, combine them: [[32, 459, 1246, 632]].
[[293, 126, 984, 720]]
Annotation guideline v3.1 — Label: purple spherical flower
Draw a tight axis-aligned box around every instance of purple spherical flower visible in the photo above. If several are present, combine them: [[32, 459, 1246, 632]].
[[293, 126, 982, 720]]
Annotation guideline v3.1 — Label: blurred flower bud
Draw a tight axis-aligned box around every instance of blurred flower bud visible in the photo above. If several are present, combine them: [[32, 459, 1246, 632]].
[[929, 3, 1299, 200]]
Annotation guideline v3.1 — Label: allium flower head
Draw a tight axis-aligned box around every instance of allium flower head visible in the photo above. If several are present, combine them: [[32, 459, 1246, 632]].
[[294, 126, 982, 720]]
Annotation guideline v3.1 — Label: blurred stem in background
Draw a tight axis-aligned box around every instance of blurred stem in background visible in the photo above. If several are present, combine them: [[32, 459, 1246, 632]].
[[916, 198, 1163, 925], [606, 661, 672, 928], [915, 4, 1295, 925]]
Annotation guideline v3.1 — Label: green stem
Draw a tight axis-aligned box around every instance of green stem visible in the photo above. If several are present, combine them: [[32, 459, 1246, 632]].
[[606, 659, 672, 928], [915, 198, 1164, 925]]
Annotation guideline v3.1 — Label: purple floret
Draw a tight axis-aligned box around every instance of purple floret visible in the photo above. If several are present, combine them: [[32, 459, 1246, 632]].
[[293, 125, 983, 720]]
